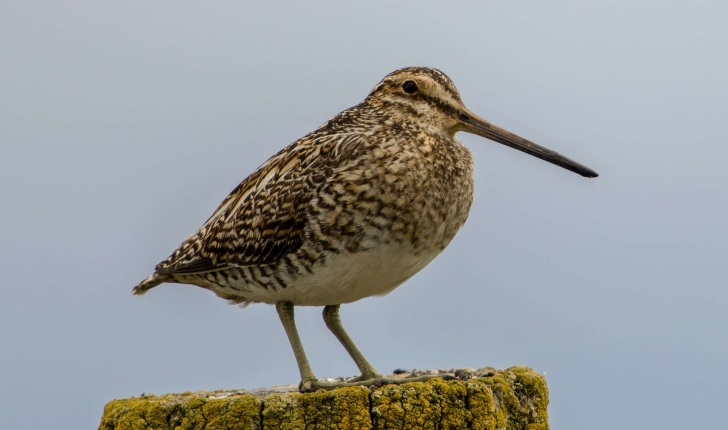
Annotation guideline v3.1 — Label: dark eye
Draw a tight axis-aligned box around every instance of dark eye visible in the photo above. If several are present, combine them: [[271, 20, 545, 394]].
[[402, 80, 418, 94]]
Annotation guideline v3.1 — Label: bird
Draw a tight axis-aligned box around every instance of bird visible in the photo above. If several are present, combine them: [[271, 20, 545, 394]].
[[133, 67, 598, 392]]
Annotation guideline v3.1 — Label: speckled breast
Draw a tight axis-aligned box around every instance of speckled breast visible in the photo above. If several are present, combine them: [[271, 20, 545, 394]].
[[281, 131, 474, 298], [314, 131, 474, 254]]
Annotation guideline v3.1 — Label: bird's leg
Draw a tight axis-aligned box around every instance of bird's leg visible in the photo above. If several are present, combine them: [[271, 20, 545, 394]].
[[314, 304, 447, 389], [322, 304, 381, 381], [278, 302, 446, 392], [275, 301, 317, 391]]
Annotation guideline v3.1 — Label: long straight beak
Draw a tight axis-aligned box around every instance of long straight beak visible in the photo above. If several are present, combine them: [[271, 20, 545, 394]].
[[458, 108, 598, 178]]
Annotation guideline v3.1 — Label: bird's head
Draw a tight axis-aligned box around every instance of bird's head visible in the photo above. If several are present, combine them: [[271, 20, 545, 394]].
[[366, 67, 598, 178]]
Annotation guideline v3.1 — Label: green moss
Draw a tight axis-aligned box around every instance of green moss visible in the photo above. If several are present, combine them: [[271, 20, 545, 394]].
[[98, 367, 549, 430]]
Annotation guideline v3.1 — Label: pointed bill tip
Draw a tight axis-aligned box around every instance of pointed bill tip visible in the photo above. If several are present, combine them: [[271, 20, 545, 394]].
[[458, 109, 599, 179], [585, 170, 599, 178], [575, 165, 599, 178]]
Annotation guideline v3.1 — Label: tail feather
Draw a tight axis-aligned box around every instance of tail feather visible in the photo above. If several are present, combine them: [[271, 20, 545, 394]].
[[132, 273, 171, 295]]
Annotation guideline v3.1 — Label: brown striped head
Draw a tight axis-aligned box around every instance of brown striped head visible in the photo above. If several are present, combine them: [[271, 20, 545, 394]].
[[365, 67, 465, 136], [366, 67, 599, 178]]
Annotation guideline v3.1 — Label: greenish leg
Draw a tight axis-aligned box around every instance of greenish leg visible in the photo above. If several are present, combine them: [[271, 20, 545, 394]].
[[277, 301, 447, 392], [275, 301, 317, 390], [317, 304, 451, 389], [322, 304, 382, 380]]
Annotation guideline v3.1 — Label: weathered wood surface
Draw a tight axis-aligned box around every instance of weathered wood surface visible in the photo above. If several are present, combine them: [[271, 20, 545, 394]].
[[98, 366, 548, 430]]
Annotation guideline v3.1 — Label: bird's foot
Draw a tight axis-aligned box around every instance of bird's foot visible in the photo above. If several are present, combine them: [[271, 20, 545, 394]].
[[343, 372, 380, 383], [298, 378, 319, 392], [298, 373, 455, 392]]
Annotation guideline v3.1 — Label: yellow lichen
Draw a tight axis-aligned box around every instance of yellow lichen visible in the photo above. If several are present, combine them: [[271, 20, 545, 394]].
[[225, 396, 264, 430], [98, 392, 262, 430], [262, 386, 371, 429], [468, 366, 549, 430], [370, 379, 470, 429], [98, 367, 549, 430]]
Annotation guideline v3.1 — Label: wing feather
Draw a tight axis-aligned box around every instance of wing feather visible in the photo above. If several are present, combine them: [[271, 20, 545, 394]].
[[154, 130, 360, 276]]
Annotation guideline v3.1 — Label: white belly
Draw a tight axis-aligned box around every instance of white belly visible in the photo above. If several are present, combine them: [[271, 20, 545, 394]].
[[249, 244, 442, 306]]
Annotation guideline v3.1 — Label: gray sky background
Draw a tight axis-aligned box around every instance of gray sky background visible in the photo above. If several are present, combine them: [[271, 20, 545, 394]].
[[1, 1, 726, 429]]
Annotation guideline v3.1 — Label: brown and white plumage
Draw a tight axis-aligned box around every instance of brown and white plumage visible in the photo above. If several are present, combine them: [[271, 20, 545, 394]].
[[134, 67, 476, 306], [132, 67, 597, 390]]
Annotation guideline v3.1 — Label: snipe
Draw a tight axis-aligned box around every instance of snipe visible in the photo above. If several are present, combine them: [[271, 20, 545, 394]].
[[133, 67, 598, 391]]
